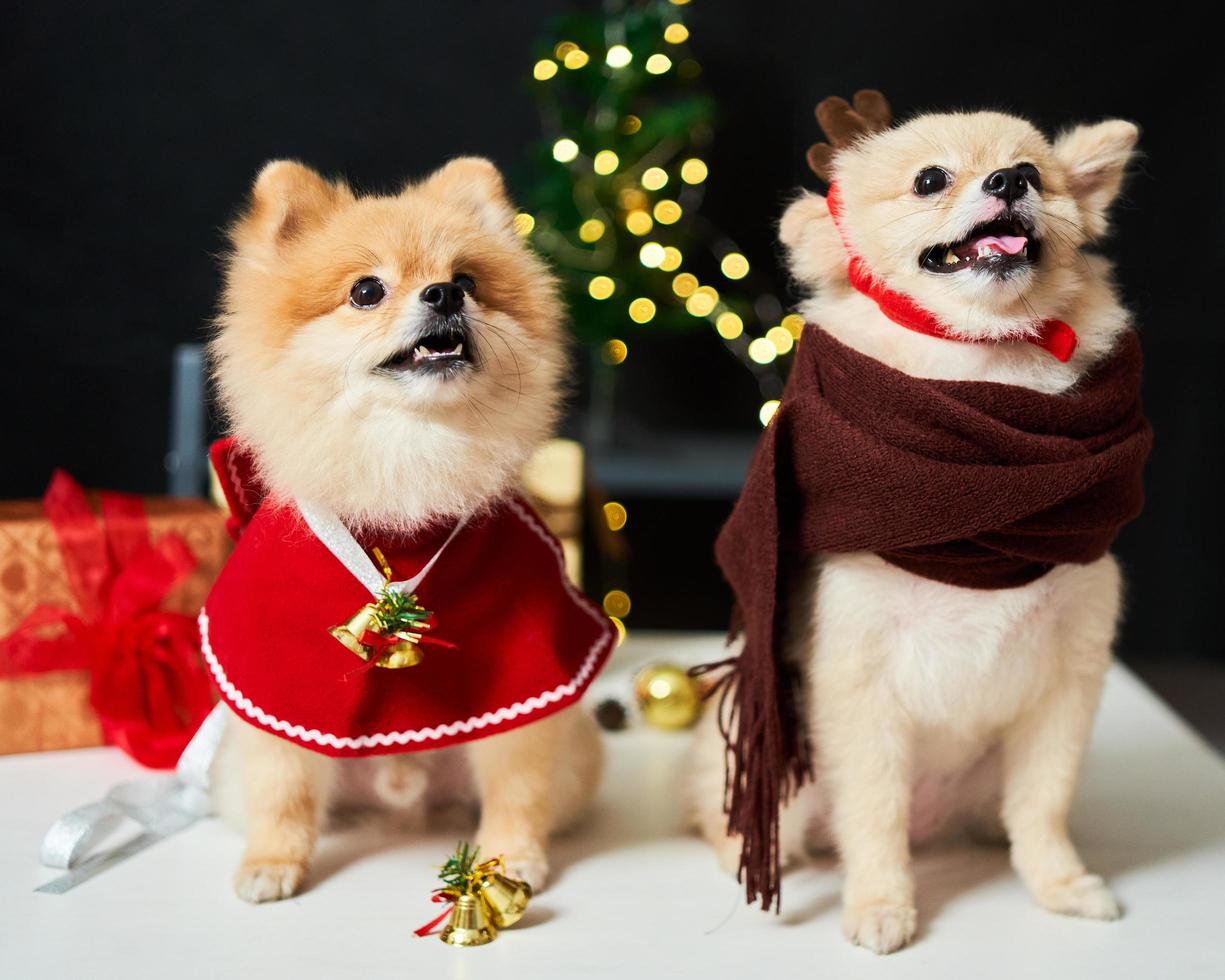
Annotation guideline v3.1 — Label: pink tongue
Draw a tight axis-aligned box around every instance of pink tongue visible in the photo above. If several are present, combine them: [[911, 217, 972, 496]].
[[972, 234, 1027, 255]]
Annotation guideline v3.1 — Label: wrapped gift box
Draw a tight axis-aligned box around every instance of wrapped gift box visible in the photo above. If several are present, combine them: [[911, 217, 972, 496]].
[[0, 496, 230, 756]]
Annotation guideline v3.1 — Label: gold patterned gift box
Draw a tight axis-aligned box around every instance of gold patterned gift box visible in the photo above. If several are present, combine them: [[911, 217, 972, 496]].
[[0, 496, 230, 756]]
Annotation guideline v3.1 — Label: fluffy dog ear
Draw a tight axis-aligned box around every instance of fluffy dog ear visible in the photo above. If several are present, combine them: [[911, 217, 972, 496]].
[[419, 157, 514, 234], [780, 191, 830, 250], [780, 191, 843, 288], [1053, 120, 1139, 238], [238, 160, 349, 246]]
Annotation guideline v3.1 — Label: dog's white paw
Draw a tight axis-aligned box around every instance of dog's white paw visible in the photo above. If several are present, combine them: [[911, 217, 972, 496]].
[[709, 833, 743, 876], [234, 861, 305, 903], [842, 902, 918, 955], [478, 839, 548, 893], [502, 853, 548, 893], [1034, 874, 1121, 921]]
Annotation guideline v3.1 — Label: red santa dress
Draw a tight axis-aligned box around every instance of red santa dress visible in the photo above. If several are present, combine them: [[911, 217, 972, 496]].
[[200, 439, 615, 757]]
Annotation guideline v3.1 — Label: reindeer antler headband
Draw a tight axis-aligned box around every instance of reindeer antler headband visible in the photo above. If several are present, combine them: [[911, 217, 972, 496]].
[[805, 89, 893, 181]]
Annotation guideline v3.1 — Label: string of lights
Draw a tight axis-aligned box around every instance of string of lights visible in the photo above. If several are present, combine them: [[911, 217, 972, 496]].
[[515, 0, 796, 431]]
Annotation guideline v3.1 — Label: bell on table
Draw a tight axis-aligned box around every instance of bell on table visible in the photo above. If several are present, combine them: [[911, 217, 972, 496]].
[[328, 603, 380, 657], [476, 872, 532, 928], [440, 893, 497, 946]]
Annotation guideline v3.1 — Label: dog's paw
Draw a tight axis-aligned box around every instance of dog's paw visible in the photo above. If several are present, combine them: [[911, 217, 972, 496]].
[[234, 860, 305, 903], [1033, 874, 1121, 921], [842, 902, 918, 955], [478, 839, 549, 893], [711, 834, 743, 877]]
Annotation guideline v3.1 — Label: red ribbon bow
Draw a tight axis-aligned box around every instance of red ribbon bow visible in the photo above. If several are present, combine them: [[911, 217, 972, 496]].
[[0, 471, 215, 768]]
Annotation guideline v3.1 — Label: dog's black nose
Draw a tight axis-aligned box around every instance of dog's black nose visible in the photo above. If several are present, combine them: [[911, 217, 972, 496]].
[[982, 167, 1030, 204], [420, 281, 465, 315]]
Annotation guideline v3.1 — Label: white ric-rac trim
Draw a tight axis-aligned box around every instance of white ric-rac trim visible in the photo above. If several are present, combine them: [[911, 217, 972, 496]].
[[197, 498, 612, 750]]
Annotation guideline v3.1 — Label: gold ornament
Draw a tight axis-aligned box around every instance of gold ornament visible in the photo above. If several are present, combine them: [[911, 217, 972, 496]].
[[634, 663, 702, 729], [328, 547, 446, 669], [419, 843, 532, 946], [440, 894, 497, 947], [475, 869, 532, 928]]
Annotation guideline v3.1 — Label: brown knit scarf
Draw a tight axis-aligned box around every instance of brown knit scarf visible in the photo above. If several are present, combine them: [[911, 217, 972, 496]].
[[712, 324, 1152, 911]]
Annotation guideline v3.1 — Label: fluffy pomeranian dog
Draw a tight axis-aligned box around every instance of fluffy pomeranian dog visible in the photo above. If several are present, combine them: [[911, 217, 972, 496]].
[[208, 157, 602, 903], [691, 99, 1141, 952]]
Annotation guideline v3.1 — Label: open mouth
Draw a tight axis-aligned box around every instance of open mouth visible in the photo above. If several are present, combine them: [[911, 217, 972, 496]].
[[377, 321, 474, 378], [919, 217, 1040, 276]]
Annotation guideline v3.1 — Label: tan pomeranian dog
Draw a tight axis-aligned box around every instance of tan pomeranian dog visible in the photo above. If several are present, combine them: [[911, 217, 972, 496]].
[[207, 157, 605, 903], [690, 98, 1142, 952]]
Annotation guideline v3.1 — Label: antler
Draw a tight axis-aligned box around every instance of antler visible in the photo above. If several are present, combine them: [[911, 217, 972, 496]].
[[806, 89, 893, 181]]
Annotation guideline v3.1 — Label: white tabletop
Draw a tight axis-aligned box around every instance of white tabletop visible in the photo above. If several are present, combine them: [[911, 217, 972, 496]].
[[2, 633, 1223, 979]]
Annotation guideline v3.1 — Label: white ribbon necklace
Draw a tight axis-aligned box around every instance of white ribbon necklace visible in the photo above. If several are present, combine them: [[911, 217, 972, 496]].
[[296, 499, 469, 598]]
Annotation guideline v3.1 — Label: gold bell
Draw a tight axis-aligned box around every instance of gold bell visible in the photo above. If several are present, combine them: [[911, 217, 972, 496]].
[[475, 873, 532, 929], [328, 603, 379, 657], [329, 607, 423, 669], [439, 893, 497, 947]]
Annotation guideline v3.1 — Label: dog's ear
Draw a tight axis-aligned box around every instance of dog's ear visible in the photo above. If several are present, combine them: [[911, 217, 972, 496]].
[[238, 160, 350, 247], [1053, 120, 1139, 238], [807, 89, 893, 182], [780, 191, 831, 250], [419, 156, 514, 234]]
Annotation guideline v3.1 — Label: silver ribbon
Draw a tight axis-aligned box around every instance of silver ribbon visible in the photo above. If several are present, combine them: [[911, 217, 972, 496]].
[[295, 498, 468, 597], [35, 701, 228, 894]]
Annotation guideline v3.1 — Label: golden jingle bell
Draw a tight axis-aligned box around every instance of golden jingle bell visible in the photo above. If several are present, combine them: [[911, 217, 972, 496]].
[[475, 871, 532, 929], [328, 604, 422, 669], [439, 893, 497, 947], [633, 662, 702, 730]]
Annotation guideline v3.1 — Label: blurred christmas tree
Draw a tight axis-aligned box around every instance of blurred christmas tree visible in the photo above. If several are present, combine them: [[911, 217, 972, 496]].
[[514, 0, 799, 429]]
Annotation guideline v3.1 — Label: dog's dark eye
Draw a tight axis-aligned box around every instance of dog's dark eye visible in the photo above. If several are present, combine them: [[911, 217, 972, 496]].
[[453, 273, 476, 295], [1017, 162, 1042, 192], [349, 277, 386, 309], [914, 167, 949, 196]]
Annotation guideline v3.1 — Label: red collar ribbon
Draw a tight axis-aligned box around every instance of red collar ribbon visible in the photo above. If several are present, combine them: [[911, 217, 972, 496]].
[[824, 182, 1077, 362], [0, 471, 215, 768]]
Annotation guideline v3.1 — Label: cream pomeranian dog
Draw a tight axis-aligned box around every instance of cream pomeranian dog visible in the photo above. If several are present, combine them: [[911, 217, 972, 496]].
[[207, 157, 604, 903], [690, 98, 1141, 952]]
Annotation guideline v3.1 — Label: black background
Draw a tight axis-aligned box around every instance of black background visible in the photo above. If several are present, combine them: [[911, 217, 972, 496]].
[[2, 1, 1221, 664]]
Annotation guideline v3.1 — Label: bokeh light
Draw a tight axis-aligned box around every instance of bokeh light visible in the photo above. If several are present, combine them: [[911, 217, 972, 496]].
[[671, 273, 698, 297], [766, 325, 795, 354], [639, 242, 666, 268], [603, 501, 628, 531], [605, 44, 632, 68], [680, 158, 708, 184], [512, 213, 535, 236], [659, 246, 683, 271], [645, 54, 672, 74], [593, 150, 619, 175], [533, 60, 558, 81], [653, 199, 682, 224], [625, 210, 653, 235], [629, 297, 657, 323], [601, 339, 628, 365], [716, 311, 744, 339], [641, 166, 669, 190], [588, 275, 615, 300], [748, 337, 777, 364], [720, 252, 749, 280], [552, 138, 579, 163], [579, 218, 606, 242]]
